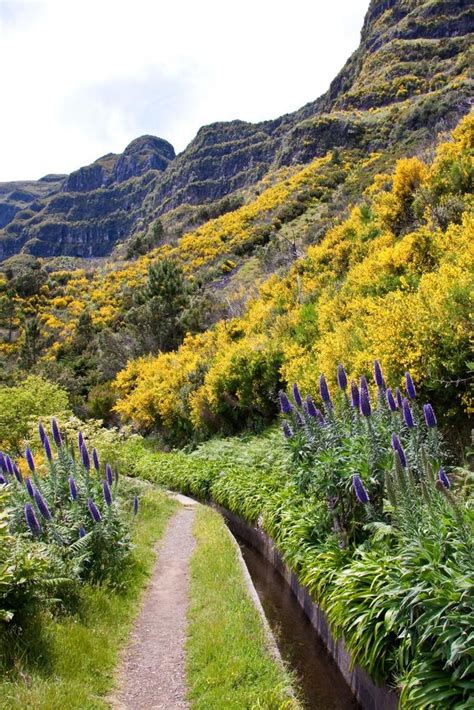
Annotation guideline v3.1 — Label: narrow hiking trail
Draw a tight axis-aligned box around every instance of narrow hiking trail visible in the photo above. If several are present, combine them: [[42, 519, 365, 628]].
[[113, 500, 197, 709]]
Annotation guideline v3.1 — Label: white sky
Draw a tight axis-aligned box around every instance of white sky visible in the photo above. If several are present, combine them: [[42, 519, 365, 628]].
[[0, 0, 369, 181]]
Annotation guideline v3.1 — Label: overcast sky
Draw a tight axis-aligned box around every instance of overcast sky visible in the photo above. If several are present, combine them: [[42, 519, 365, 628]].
[[0, 0, 369, 181]]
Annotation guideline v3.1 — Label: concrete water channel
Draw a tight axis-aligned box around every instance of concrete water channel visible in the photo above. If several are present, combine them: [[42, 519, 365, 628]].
[[237, 537, 359, 709]]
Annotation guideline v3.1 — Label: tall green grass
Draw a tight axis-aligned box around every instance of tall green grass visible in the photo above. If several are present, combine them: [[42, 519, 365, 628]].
[[186, 506, 300, 709]]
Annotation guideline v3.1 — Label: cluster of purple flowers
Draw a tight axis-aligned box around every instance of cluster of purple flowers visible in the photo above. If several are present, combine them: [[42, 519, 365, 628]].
[[1, 418, 139, 541], [278, 361, 449, 507]]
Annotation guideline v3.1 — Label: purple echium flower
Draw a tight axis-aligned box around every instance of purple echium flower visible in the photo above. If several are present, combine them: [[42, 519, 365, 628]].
[[25, 477, 35, 499], [38, 422, 46, 445], [25, 503, 41, 536], [292, 383, 303, 408], [402, 398, 415, 429], [43, 435, 53, 462], [68, 476, 78, 500], [385, 388, 398, 412], [51, 418, 62, 448], [352, 475, 370, 504], [0, 452, 6, 472], [391, 434, 407, 469], [350, 381, 360, 409], [282, 421, 293, 439], [337, 364, 348, 391], [133, 496, 139, 516], [13, 463, 23, 484], [360, 375, 369, 396], [423, 403, 437, 428], [304, 395, 318, 418], [92, 448, 100, 472], [25, 447, 35, 473], [34, 489, 52, 521], [81, 444, 90, 471], [360, 388, 372, 417], [0, 473, 6, 485], [87, 498, 102, 523], [103, 480, 113, 506], [319, 375, 332, 408], [105, 463, 113, 486], [279, 391, 293, 415], [438, 467, 450, 489], [5, 456, 14, 476], [374, 360, 385, 390], [405, 371, 416, 400], [79, 526, 86, 538], [78, 431, 84, 451]]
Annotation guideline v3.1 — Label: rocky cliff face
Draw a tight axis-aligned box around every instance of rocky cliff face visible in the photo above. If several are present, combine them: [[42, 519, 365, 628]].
[[0, 0, 472, 260]]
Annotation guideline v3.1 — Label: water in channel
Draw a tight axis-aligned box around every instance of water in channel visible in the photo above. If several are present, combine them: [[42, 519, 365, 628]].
[[237, 538, 359, 709]]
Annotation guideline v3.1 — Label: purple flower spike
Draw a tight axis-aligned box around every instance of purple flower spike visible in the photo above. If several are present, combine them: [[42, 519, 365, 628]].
[[81, 444, 90, 471], [337, 364, 348, 391], [0, 474, 6, 485], [0, 452, 6, 472], [438, 467, 450, 489], [374, 360, 385, 389], [133, 496, 139, 516], [92, 448, 100, 472], [350, 381, 360, 409], [34, 489, 52, 521], [423, 403, 437, 428], [43, 435, 53, 462], [25, 503, 41, 536], [352, 475, 370, 504], [360, 388, 372, 417], [402, 398, 415, 429], [395, 387, 403, 410], [25, 447, 35, 473], [292, 383, 303, 408], [51, 418, 63, 448], [25, 477, 35, 499], [304, 394, 318, 418], [38, 422, 46, 445], [279, 391, 293, 414], [282, 421, 293, 439], [391, 434, 407, 468], [102, 480, 113, 506], [385, 388, 398, 412], [360, 375, 369, 396], [294, 411, 304, 429], [87, 497, 102, 523], [13, 463, 23, 484], [405, 372, 416, 400], [78, 431, 84, 451], [68, 476, 78, 501], [319, 375, 332, 408], [79, 526, 86, 538], [105, 463, 113, 486], [5, 456, 14, 476]]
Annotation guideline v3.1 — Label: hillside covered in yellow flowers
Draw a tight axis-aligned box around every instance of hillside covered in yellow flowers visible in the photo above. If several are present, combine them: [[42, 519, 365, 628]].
[[114, 114, 473, 440]]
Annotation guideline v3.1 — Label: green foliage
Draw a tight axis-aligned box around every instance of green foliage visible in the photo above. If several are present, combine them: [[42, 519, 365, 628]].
[[0, 376, 70, 452]]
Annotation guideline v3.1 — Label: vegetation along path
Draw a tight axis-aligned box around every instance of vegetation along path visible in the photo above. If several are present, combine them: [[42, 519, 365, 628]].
[[114, 500, 197, 710]]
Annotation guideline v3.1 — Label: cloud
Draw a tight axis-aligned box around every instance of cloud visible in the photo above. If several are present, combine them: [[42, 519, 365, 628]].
[[0, 0, 369, 180]]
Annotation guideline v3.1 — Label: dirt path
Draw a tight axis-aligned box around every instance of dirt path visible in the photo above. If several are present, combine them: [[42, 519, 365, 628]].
[[113, 503, 197, 709]]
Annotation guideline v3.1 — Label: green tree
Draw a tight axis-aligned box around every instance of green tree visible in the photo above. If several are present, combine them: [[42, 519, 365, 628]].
[[127, 258, 189, 353]]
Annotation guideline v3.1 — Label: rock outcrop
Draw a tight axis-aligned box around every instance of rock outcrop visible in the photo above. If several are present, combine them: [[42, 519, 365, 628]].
[[0, 0, 472, 259]]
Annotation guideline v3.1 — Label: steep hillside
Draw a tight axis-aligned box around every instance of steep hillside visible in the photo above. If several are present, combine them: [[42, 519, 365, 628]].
[[0, 0, 472, 259]]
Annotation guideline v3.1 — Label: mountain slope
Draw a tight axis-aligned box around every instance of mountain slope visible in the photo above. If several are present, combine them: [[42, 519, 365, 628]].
[[0, 0, 472, 260]]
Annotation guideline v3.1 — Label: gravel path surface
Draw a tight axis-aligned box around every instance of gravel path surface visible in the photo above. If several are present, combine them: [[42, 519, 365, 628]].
[[113, 504, 197, 709]]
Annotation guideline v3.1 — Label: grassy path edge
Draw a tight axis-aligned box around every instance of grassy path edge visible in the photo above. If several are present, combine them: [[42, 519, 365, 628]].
[[186, 505, 301, 709]]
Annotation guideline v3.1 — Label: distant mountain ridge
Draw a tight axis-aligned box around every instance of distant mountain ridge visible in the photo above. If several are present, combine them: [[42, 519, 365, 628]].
[[0, 0, 472, 260]]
